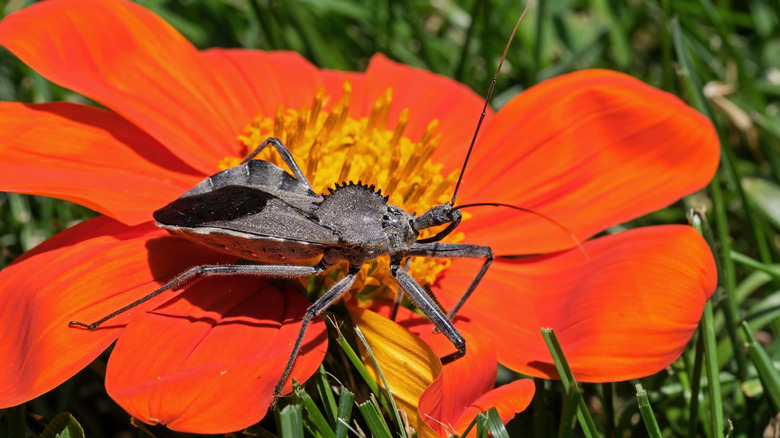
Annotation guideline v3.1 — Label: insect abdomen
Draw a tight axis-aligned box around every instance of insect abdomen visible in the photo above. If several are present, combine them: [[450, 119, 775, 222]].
[[161, 226, 325, 263]]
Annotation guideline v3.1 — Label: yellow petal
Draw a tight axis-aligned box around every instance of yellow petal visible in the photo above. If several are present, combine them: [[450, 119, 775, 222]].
[[348, 306, 442, 437]]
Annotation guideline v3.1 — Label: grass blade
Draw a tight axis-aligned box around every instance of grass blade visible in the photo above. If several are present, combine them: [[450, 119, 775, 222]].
[[332, 320, 392, 415], [690, 207, 725, 437], [742, 321, 780, 411], [334, 388, 355, 438], [557, 382, 581, 438], [354, 325, 406, 438], [39, 412, 85, 438], [636, 384, 662, 438], [357, 399, 392, 438], [690, 210, 748, 378], [315, 365, 338, 428], [485, 408, 510, 438], [279, 404, 304, 438], [541, 328, 599, 438], [688, 332, 705, 438], [475, 411, 489, 438], [293, 382, 336, 438], [701, 300, 725, 437], [730, 251, 780, 280]]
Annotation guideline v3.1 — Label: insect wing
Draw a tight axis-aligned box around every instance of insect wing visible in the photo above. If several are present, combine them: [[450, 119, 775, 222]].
[[153, 159, 342, 262], [184, 159, 318, 199], [153, 184, 340, 261]]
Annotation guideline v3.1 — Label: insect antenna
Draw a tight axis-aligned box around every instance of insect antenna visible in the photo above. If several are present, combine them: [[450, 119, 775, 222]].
[[454, 202, 589, 257], [449, 0, 536, 206]]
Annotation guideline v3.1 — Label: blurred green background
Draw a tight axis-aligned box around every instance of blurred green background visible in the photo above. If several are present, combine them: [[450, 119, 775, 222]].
[[1, 0, 780, 437]]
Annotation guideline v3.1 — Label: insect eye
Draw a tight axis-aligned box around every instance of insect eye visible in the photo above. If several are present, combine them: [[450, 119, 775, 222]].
[[382, 206, 407, 229]]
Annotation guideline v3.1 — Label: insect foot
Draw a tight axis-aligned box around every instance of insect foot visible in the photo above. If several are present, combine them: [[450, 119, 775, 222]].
[[68, 321, 98, 331]]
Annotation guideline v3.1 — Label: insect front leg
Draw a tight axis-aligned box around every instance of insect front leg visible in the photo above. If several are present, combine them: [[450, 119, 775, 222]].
[[273, 264, 361, 400], [240, 137, 314, 192], [406, 242, 493, 321], [69, 262, 329, 331], [390, 264, 466, 364]]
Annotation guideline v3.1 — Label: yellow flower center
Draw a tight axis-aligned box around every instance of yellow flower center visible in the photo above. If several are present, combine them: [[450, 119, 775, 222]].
[[227, 81, 462, 303]]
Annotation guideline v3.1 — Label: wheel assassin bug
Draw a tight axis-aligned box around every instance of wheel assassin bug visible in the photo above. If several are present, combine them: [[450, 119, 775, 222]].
[[70, 0, 562, 401]]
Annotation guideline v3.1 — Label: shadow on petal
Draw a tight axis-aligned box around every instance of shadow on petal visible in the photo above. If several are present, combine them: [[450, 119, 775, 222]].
[[0, 217, 231, 407], [106, 278, 327, 434]]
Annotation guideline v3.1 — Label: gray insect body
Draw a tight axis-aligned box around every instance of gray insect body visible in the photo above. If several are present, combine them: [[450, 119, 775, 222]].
[[316, 183, 420, 263], [154, 159, 419, 265]]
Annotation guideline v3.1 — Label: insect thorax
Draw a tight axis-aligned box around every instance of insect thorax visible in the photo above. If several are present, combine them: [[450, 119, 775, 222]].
[[317, 182, 417, 263]]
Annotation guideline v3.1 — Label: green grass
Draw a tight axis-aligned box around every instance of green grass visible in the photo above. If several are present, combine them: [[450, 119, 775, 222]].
[[2, 0, 780, 436]]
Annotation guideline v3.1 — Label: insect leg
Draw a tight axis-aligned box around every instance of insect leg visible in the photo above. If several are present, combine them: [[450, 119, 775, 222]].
[[240, 137, 314, 192], [390, 264, 466, 364], [406, 242, 493, 321], [274, 264, 361, 399], [69, 262, 328, 331], [390, 258, 413, 321]]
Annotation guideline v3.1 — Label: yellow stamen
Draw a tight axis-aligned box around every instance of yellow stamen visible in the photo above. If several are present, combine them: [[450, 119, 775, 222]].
[[274, 105, 285, 140], [366, 94, 384, 134], [337, 81, 352, 130], [309, 88, 325, 130], [379, 88, 392, 128], [338, 137, 357, 183], [419, 119, 439, 146], [431, 169, 460, 200], [390, 108, 409, 147]]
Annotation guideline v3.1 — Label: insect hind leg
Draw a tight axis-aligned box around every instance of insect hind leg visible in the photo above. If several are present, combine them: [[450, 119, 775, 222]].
[[406, 242, 493, 322], [273, 264, 361, 402], [241, 137, 314, 192], [390, 264, 466, 364], [69, 262, 327, 331]]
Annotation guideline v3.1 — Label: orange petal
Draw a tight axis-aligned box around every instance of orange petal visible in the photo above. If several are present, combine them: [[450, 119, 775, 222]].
[[433, 225, 717, 381], [457, 70, 720, 254], [106, 278, 327, 433], [0, 0, 247, 173], [0, 216, 232, 407], [321, 69, 366, 105], [0, 102, 201, 225], [445, 379, 535, 432], [199, 49, 325, 126], [355, 54, 491, 173], [347, 306, 441, 425], [406, 314, 533, 435]]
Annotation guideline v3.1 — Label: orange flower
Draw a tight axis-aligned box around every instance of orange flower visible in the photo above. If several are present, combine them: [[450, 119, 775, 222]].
[[0, 0, 719, 434]]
